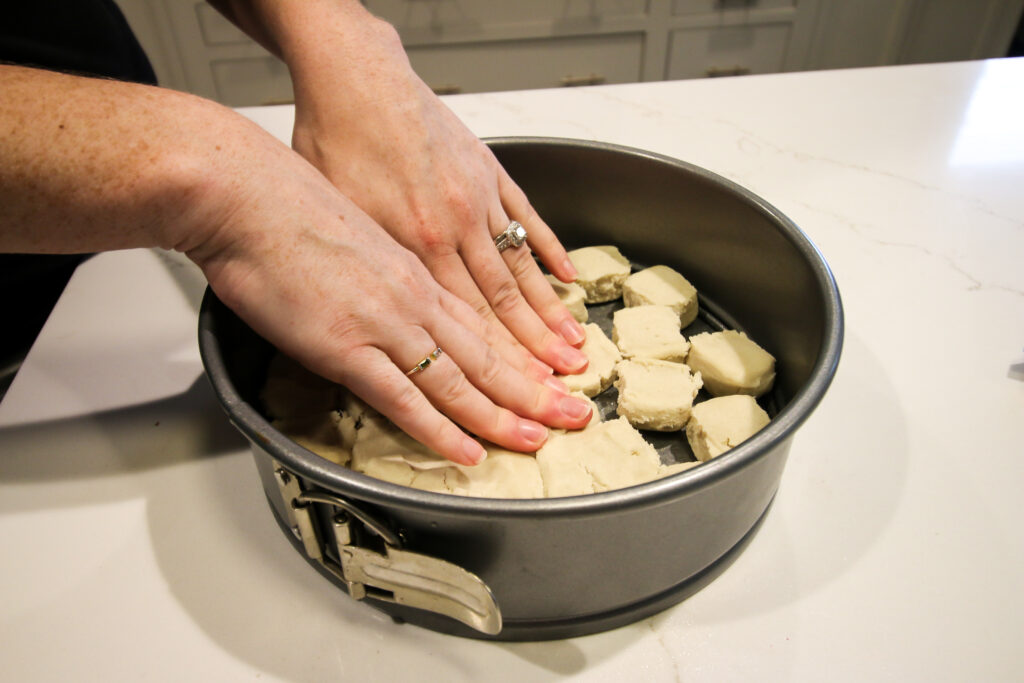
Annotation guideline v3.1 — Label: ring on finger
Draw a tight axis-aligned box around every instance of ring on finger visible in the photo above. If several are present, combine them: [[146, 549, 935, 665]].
[[405, 346, 444, 376], [494, 221, 528, 253]]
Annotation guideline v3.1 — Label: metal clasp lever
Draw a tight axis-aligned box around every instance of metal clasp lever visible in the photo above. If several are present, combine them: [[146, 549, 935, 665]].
[[274, 465, 502, 635]]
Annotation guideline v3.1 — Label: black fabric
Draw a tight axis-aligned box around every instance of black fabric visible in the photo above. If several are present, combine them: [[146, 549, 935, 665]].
[[0, 0, 157, 85], [1, 1, 157, 387]]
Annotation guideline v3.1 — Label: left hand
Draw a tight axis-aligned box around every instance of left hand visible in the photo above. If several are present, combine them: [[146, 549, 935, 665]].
[[287, 17, 589, 376]]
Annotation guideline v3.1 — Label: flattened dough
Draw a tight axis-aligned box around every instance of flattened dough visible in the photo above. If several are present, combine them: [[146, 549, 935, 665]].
[[546, 274, 588, 323], [612, 304, 690, 361], [556, 323, 622, 397], [623, 265, 699, 328], [614, 358, 703, 431], [686, 330, 775, 397], [567, 245, 631, 303], [685, 395, 770, 461], [537, 417, 663, 497]]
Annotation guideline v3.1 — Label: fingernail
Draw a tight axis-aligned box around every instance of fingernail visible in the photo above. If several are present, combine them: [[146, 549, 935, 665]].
[[518, 419, 548, 445], [559, 318, 586, 346], [559, 345, 589, 372], [463, 439, 487, 465], [562, 257, 578, 279], [545, 375, 570, 394], [531, 357, 554, 377], [560, 396, 592, 420]]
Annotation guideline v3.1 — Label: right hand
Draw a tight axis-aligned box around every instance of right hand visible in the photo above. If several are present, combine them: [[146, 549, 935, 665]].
[[185, 112, 593, 464]]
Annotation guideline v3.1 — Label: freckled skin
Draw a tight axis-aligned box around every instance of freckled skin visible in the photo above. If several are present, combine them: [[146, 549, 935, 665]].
[[0, 1, 593, 464]]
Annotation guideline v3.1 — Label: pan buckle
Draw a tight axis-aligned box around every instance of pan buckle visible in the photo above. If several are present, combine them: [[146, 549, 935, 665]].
[[272, 463, 502, 636]]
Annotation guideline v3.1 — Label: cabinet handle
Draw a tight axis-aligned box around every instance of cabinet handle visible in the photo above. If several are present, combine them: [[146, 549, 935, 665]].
[[560, 73, 606, 87], [431, 84, 462, 95], [705, 66, 751, 78]]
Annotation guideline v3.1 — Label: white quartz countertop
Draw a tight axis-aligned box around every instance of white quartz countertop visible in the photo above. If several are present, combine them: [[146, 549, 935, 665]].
[[2, 59, 1022, 681]]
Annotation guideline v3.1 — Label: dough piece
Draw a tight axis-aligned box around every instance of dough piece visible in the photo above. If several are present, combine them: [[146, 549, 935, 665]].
[[686, 330, 775, 397], [566, 246, 631, 303], [447, 446, 544, 499], [685, 395, 770, 461], [612, 305, 690, 361], [272, 411, 351, 466], [623, 265, 699, 328], [537, 417, 662, 497], [349, 412, 444, 487], [261, 353, 343, 419], [614, 359, 703, 431], [545, 274, 588, 323], [556, 323, 622, 397]]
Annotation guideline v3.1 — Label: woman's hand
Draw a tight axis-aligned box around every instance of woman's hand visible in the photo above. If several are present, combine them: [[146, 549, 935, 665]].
[[281, 10, 589, 375], [0, 64, 593, 465]]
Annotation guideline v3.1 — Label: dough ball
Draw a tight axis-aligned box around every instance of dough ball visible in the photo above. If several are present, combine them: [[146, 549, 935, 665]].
[[261, 353, 343, 419], [537, 417, 662, 497], [685, 330, 775, 397], [612, 304, 690, 362], [685, 395, 770, 461], [556, 323, 622, 397], [545, 274, 588, 323], [614, 358, 703, 432], [566, 245, 631, 303], [623, 265, 699, 328]]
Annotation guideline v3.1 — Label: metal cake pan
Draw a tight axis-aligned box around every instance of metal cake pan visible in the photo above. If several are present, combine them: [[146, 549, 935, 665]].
[[198, 137, 843, 641]]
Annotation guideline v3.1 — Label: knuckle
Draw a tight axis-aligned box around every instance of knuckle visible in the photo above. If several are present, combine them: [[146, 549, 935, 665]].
[[436, 367, 472, 407], [391, 381, 426, 418], [476, 346, 504, 389], [490, 277, 523, 318]]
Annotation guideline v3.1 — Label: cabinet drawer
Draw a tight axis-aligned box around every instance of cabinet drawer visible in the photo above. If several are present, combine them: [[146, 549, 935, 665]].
[[666, 22, 790, 79], [406, 33, 643, 94], [366, 0, 648, 35], [672, 0, 795, 15]]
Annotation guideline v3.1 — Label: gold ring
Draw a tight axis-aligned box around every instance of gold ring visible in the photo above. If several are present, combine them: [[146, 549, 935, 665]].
[[405, 347, 443, 376]]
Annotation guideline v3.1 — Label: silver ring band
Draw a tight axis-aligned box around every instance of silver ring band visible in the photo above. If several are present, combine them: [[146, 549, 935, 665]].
[[405, 347, 443, 376], [494, 221, 527, 253]]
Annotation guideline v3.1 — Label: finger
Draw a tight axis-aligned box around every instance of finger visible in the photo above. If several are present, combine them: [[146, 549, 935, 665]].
[[428, 303, 593, 431], [496, 166, 577, 282], [339, 346, 487, 466], [388, 333, 564, 455], [462, 214, 587, 374], [498, 232, 587, 347], [421, 246, 524, 350], [439, 289, 557, 383]]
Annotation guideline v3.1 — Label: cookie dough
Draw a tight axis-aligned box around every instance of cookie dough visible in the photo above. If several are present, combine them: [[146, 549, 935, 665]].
[[685, 395, 770, 461], [546, 274, 588, 323], [566, 245, 631, 303], [685, 330, 775, 397], [272, 411, 351, 466], [556, 323, 622, 397], [622, 265, 699, 328], [614, 358, 703, 431], [537, 417, 663, 497], [612, 304, 690, 361]]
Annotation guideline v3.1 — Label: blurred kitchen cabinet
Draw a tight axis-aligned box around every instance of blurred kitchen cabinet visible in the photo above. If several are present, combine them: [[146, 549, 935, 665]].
[[114, 0, 1024, 107]]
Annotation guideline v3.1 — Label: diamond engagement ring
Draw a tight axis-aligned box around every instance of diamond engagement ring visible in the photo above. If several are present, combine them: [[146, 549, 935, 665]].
[[494, 221, 528, 253], [405, 347, 443, 376]]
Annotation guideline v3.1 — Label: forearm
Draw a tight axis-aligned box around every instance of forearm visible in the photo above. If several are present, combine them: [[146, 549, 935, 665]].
[[0, 65, 239, 255]]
